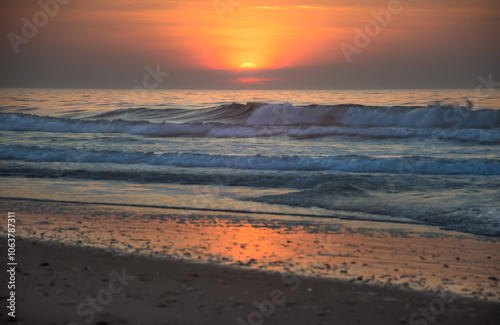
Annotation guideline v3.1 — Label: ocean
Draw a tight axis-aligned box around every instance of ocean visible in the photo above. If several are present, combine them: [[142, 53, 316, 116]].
[[1, 88, 499, 237]]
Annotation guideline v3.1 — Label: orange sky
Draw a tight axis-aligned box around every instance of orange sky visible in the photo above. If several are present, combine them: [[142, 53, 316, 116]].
[[1, 0, 499, 88]]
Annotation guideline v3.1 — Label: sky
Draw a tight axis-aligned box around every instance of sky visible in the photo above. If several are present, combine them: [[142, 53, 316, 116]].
[[1, 0, 499, 89]]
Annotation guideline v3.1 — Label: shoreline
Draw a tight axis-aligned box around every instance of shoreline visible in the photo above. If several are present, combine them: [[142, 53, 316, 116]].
[[0, 195, 426, 226], [1, 198, 499, 298], [2, 237, 500, 325]]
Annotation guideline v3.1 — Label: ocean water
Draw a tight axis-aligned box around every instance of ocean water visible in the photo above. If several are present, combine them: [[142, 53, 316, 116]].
[[1, 88, 499, 237]]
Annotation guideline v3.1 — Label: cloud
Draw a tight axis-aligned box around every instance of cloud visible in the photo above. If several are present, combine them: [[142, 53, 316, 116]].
[[252, 6, 283, 10], [1, 0, 498, 89], [295, 6, 330, 10]]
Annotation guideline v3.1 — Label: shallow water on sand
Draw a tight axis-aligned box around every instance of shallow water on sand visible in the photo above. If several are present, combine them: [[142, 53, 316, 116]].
[[2, 198, 499, 301]]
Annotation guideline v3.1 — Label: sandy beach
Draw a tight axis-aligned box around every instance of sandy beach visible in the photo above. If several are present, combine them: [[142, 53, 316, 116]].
[[1, 198, 499, 324], [1, 238, 499, 325]]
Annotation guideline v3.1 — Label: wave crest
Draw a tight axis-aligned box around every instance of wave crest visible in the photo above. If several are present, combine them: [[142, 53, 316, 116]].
[[247, 103, 500, 128], [1, 145, 499, 175], [1, 102, 499, 142]]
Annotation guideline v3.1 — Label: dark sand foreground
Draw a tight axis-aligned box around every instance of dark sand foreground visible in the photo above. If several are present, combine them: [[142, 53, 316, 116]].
[[1, 238, 499, 325], [1, 198, 500, 324]]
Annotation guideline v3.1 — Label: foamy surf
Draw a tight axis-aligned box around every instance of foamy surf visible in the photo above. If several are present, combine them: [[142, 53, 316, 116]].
[[0, 144, 499, 175], [1, 103, 500, 142], [1, 89, 500, 238]]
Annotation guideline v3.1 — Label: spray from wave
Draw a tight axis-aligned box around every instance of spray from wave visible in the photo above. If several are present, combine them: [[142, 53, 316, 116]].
[[1, 102, 499, 142]]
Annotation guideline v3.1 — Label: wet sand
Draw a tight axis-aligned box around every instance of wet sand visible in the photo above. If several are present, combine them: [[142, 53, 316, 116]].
[[1, 198, 499, 324]]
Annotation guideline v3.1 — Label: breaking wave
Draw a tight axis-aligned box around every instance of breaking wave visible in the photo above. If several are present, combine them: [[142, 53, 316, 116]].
[[247, 103, 500, 129], [1, 102, 499, 142], [1, 145, 499, 175]]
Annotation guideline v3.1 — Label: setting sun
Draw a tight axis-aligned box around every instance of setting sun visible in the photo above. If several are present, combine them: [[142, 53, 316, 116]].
[[237, 63, 260, 70]]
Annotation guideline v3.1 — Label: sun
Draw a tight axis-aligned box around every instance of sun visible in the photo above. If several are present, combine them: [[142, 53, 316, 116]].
[[237, 62, 259, 70]]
